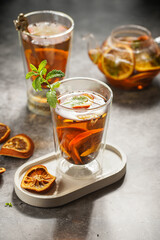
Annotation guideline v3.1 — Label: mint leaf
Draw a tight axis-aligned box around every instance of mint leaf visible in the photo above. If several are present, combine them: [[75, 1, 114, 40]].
[[26, 71, 38, 79], [71, 95, 88, 106], [51, 81, 61, 90], [5, 202, 12, 207], [32, 76, 42, 91], [46, 70, 64, 80], [40, 68, 47, 76], [38, 60, 47, 72], [30, 64, 38, 72], [26, 60, 64, 108], [46, 90, 57, 108]]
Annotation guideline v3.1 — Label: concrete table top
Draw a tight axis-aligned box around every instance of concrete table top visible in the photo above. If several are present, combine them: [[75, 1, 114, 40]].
[[0, 0, 160, 239]]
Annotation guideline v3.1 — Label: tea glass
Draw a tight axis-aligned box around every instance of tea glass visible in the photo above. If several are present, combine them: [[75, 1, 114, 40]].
[[18, 10, 74, 116], [51, 77, 113, 179]]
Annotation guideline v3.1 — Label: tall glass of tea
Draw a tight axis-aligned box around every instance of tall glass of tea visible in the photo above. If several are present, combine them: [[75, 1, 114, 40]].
[[51, 77, 113, 179], [18, 10, 74, 116]]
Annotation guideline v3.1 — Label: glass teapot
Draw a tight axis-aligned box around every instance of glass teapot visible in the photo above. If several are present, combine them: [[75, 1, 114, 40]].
[[88, 25, 160, 90]]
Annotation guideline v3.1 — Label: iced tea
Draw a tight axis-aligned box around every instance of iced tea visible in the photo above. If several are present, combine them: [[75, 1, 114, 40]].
[[53, 91, 108, 165], [18, 11, 74, 115]]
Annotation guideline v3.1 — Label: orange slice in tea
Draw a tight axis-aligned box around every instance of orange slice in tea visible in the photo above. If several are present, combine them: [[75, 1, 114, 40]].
[[0, 134, 34, 159], [101, 44, 134, 80], [21, 165, 56, 193], [125, 70, 159, 82], [69, 128, 104, 164], [72, 93, 94, 109], [135, 52, 160, 72], [137, 35, 149, 41], [62, 93, 94, 109], [0, 123, 11, 143], [88, 48, 101, 64], [102, 38, 108, 48], [0, 167, 6, 174], [25, 48, 68, 86], [57, 126, 87, 157]]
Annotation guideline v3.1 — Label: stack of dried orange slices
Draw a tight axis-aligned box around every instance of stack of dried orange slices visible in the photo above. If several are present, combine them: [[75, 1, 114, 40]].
[[0, 123, 35, 174], [0, 123, 56, 193]]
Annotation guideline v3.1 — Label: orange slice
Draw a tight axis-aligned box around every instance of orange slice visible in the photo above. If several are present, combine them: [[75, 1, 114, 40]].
[[71, 94, 94, 109], [101, 44, 134, 80], [0, 123, 11, 143], [69, 128, 104, 164], [137, 35, 149, 41], [57, 126, 86, 156], [0, 134, 34, 159], [135, 52, 160, 72], [62, 93, 94, 109], [0, 167, 6, 174], [125, 70, 159, 82], [21, 165, 56, 193], [88, 48, 101, 64], [25, 48, 68, 87], [102, 38, 108, 48]]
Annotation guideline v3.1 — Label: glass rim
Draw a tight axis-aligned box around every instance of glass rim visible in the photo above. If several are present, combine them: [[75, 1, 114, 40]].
[[24, 10, 74, 39], [55, 77, 113, 111], [111, 24, 151, 45]]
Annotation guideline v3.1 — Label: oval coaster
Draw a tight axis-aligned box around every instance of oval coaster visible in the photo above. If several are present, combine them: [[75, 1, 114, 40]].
[[14, 143, 127, 208]]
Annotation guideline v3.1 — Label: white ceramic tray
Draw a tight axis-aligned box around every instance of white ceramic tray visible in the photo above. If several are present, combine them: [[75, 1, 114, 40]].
[[14, 143, 127, 208]]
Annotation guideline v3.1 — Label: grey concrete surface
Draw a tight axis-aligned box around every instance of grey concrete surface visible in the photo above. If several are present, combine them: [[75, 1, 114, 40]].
[[0, 0, 160, 239]]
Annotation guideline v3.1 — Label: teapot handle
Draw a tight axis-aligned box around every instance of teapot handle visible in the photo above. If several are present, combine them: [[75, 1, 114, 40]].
[[83, 33, 99, 50]]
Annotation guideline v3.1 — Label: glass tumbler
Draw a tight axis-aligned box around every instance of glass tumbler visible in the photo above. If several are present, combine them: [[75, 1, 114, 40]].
[[18, 10, 74, 116], [51, 77, 113, 179]]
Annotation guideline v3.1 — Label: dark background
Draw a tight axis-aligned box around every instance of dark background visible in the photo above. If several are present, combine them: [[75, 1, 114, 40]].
[[0, 0, 160, 239]]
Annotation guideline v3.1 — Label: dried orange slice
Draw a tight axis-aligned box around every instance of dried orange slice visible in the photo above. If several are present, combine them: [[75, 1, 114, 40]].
[[0, 134, 34, 159], [101, 44, 134, 80], [0, 123, 11, 143], [135, 52, 160, 72], [21, 165, 56, 193], [0, 167, 6, 174]]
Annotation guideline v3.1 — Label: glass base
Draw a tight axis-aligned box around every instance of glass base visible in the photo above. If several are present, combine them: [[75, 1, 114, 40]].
[[27, 88, 51, 116], [57, 158, 101, 179]]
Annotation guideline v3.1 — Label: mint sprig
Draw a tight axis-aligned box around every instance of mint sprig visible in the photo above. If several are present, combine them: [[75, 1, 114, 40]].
[[25, 60, 65, 108]]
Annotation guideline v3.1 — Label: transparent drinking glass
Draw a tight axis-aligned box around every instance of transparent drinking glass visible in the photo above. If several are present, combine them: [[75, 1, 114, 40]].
[[51, 77, 113, 179], [18, 10, 74, 116]]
